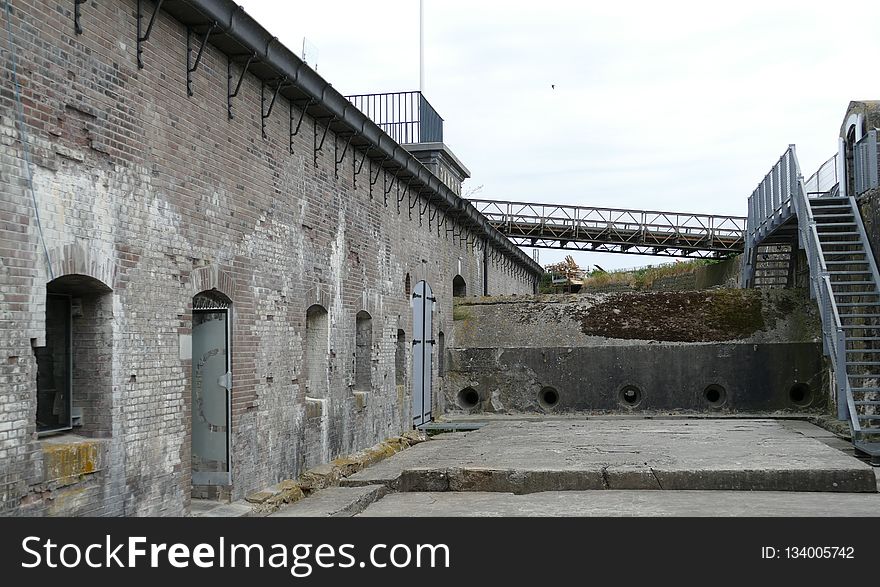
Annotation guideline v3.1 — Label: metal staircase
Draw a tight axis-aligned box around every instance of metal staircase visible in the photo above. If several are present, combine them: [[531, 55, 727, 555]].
[[745, 145, 880, 464], [805, 195, 880, 462]]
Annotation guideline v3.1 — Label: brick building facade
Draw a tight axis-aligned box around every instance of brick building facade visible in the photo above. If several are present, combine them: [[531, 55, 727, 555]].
[[0, 0, 541, 516]]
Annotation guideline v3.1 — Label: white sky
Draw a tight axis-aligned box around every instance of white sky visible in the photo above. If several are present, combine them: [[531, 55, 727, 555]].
[[238, 0, 878, 271]]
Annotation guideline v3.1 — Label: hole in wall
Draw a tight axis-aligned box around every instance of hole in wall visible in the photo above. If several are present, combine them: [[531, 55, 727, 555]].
[[789, 383, 813, 407], [618, 385, 642, 408], [703, 384, 727, 408], [538, 386, 559, 410], [457, 387, 480, 410]]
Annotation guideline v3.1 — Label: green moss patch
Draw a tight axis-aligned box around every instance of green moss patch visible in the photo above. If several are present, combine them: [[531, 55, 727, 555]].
[[576, 289, 765, 342]]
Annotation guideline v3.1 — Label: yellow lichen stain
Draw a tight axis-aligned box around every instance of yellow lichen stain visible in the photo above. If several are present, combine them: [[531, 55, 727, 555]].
[[42, 438, 101, 486]]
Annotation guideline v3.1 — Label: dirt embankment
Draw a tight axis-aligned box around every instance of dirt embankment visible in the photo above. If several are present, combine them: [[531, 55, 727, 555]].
[[574, 289, 769, 342]]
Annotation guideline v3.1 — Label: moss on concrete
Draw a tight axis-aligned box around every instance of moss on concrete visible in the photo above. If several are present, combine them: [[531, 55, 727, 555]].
[[41, 437, 102, 487], [252, 430, 428, 514], [574, 289, 766, 342], [453, 303, 471, 321]]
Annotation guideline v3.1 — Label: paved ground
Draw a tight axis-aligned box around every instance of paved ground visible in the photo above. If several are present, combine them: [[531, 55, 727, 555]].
[[356, 486, 880, 516], [252, 417, 880, 517], [340, 419, 875, 493]]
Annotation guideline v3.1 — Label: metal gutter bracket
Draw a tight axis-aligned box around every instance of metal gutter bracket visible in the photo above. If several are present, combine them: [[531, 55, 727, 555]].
[[136, 0, 165, 69], [187, 22, 218, 96]]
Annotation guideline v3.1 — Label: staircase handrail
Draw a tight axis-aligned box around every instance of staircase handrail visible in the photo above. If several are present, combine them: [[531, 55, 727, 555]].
[[789, 145, 860, 430]]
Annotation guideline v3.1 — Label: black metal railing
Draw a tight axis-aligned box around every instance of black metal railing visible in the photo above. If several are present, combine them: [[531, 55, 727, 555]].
[[345, 91, 443, 144]]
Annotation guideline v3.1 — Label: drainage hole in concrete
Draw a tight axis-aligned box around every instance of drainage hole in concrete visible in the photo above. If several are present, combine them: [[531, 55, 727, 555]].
[[538, 386, 559, 409], [703, 384, 727, 408], [457, 387, 480, 410], [618, 385, 642, 408], [788, 383, 812, 407]]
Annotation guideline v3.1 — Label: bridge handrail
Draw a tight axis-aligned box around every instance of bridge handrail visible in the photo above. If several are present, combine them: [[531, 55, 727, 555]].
[[471, 199, 746, 226], [477, 215, 745, 236]]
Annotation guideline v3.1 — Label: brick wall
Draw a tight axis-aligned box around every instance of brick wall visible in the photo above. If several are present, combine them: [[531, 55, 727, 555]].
[[0, 0, 538, 516]]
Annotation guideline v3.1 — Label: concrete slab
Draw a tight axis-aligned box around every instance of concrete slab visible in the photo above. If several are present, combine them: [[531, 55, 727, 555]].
[[358, 489, 880, 517], [191, 501, 253, 518], [780, 420, 840, 438], [270, 485, 387, 517], [341, 419, 876, 493]]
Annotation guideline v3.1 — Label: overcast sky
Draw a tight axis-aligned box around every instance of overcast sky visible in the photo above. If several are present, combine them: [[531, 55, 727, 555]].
[[238, 0, 878, 271]]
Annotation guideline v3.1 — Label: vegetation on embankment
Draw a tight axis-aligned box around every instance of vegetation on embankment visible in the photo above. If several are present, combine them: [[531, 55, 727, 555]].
[[574, 256, 741, 292]]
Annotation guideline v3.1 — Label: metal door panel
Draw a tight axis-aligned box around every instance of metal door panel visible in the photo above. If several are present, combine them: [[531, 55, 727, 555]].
[[192, 309, 230, 485], [412, 280, 434, 427]]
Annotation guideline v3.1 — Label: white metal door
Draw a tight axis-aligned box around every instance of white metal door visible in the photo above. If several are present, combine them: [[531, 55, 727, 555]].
[[192, 308, 231, 485], [412, 280, 435, 427]]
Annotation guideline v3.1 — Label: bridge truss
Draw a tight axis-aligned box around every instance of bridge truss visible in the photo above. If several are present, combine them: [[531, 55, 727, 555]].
[[469, 199, 746, 258]]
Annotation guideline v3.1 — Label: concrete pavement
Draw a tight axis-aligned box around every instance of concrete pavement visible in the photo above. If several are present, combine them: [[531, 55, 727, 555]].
[[340, 419, 876, 493], [268, 417, 878, 517]]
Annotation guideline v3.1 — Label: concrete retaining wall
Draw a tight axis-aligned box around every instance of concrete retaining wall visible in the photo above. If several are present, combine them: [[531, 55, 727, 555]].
[[446, 289, 826, 415]]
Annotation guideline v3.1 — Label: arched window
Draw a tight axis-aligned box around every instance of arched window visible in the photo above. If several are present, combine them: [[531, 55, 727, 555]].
[[452, 275, 467, 297], [405, 273, 412, 299], [304, 305, 329, 397], [437, 331, 446, 376], [395, 329, 406, 386], [354, 311, 373, 391], [36, 274, 112, 436]]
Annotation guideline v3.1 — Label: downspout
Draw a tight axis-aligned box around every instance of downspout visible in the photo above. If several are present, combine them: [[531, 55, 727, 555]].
[[483, 237, 489, 296]]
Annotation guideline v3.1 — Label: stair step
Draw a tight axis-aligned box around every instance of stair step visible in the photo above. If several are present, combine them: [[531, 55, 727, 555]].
[[819, 232, 861, 237], [820, 242, 864, 246], [816, 223, 857, 228], [848, 373, 880, 377], [833, 292, 879, 296], [837, 302, 880, 307], [832, 282, 876, 287], [847, 362, 880, 366], [812, 213, 854, 217], [858, 415, 880, 421], [830, 271, 873, 275], [857, 427, 880, 434], [855, 401, 880, 406], [825, 260, 869, 265], [850, 386, 880, 391], [839, 314, 880, 318]]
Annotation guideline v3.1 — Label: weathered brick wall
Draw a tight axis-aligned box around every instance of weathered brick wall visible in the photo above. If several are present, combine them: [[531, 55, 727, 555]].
[[0, 0, 538, 516]]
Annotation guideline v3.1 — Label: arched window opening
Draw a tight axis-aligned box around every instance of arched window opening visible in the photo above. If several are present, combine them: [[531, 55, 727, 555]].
[[395, 329, 406, 386], [452, 275, 467, 298], [437, 331, 446, 376], [355, 311, 373, 391], [304, 305, 329, 397], [36, 274, 112, 436]]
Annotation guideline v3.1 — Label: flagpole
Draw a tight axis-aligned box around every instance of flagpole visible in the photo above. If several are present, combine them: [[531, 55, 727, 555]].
[[419, 0, 425, 93]]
